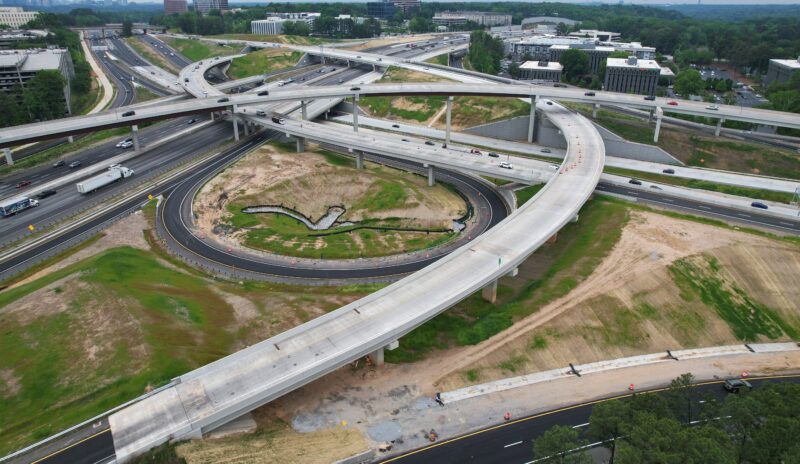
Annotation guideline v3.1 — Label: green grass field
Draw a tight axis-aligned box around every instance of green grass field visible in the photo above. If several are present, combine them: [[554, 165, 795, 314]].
[[515, 184, 545, 206], [226, 50, 302, 79], [125, 37, 176, 72], [386, 197, 629, 362], [162, 37, 230, 61]]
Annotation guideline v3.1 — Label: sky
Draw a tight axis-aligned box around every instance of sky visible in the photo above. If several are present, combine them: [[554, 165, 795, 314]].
[[218, 0, 800, 4]]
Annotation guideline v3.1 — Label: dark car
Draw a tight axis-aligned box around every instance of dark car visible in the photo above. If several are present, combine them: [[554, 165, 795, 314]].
[[644, 95, 656, 101], [68, 160, 82, 169], [546, 101, 553, 105], [350, 86, 361, 91], [15, 180, 31, 189], [392, 124, 400, 128], [184, 78, 190, 83], [662, 168, 675, 174], [217, 97, 229, 103], [257, 90, 269, 96], [52, 160, 65, 168], [36, 189, 57, 199], [121, 111, 135, 117], [584, 92, 596, 96], [541, 148, 552, 153], [187, 118, 197, 125], [629, 179, 642, 185], [424, 140, 435, 146], [724, 379, 752, 393], [488, 152, 499, 158], [751, 201, 768, 210]]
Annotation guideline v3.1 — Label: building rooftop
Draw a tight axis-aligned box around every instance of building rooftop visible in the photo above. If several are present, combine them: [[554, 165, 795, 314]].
[[514, 36, 594, 47], [770, 58, 800, 69], [0, 48, 66, 71], [520, 60, 563, 71], [550, 44, 615, 52], [606, 56, 660, 70], [660, 66, 675, 77]]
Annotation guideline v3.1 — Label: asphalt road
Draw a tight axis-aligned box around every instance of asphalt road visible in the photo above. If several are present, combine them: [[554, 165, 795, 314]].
[[597, 183, 800, 234], [139, 34, 193, 69], [382, 375, 800, 464]]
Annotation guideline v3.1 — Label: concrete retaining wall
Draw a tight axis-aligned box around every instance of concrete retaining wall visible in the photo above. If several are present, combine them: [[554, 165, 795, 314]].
[[331, 449, 374, 464]]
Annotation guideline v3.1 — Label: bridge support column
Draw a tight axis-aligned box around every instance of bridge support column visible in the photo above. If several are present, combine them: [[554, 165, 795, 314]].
[[301, 100, 307, 120], [67, 136, 74, 143], [715, 118, 724, 137], [353, 94, 360, 133], [210, 111, 215, 121], [507, 267, 519, 278], [445, 96, 453, 146], [232, 106, 240, 141], [481, 279, 498, 303], [653, 107, 663, 143], [528, 95, 537, 143], [356, 151, 364, 169], [426, 164, 435, 187], [571, 214, 579, 223], [131, 125, 140, 152], [368, 340, 398, 367], [592, 104, 599, 119], [296, 137, 305, 152], [3, 148, 12, 166]]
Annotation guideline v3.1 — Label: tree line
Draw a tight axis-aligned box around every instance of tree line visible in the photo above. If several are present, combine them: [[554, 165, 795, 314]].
[[467, 30, 504, 75], [532, 374, 800, 464]]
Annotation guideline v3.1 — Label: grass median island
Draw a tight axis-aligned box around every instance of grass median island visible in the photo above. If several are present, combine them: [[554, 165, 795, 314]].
[[385, 197, 630, 363], [161, 37, 230, 61], [125, 37, 177, 72], [226, 49, 303, 79], [197, 143, 467, 260], [210, 34, 336, 46], [360, 67, 452, 124]]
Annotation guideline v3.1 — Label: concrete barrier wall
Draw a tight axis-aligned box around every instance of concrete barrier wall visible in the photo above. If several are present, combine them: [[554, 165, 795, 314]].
[[331, 449, 375, 464]]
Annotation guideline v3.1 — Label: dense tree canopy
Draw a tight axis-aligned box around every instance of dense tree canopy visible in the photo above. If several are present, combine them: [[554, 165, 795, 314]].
[[467, 30, 504, 75]]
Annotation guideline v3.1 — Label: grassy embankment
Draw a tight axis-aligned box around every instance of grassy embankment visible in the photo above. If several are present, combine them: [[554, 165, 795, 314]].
[[134, 86, 161, 103], [160, 37, 231, 62], [567, 103, 800, 180], [210, 34, 337, 45], [425, 54, 449, 66], [226, 49, 303, 79], [125, 37, 177, 72], [385, 197, 629, 362], [0, 210, 381, 454], [220, 146, 464, 259], [70, 75, 103, 116]]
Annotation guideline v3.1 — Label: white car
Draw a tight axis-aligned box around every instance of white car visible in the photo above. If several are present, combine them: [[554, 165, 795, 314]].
[[119, 141, 134, 149], [499, 162, 513, 169], [116, 138, 133, 148]]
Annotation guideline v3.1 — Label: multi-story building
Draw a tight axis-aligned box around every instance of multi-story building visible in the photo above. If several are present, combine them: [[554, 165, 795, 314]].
[[163, 0, 187, 16], [569, 29, 621, 42], [392, 0, 420, 13], [0, 48, 74, 113], [0, 29, 48, 50], [518, 60, 562, 82], [605, 42, 656, 60], [263, 11, 321, 28], [366, 0, 395, 20], [251, 18, 285, 36], [433, 11, 512, 28], [548, 44, 614, 74], [506, 36, 592, 61], [194, 0, 228, 16], [0, 7, 39, 28], [603, 56, 660, 96], [764, 57, 800, 86], [520, 16, 579, 34]]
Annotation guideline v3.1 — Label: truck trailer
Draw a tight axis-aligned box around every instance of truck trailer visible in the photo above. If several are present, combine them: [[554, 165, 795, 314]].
[[0, 197, 39, 217], [76, 165, 135, 194]]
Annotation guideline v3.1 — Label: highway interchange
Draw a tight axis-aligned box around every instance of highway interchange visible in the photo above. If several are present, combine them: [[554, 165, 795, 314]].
[[2, 32, 800, 464]]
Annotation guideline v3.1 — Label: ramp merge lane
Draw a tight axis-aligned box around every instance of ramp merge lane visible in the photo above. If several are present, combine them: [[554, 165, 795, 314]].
[[107, 100, 605, 462]]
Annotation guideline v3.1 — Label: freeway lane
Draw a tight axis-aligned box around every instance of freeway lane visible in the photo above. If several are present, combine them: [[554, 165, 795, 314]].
[[384, 376, 800, 464], [597, 183, 800, 233], [33, 429, 114, 464]]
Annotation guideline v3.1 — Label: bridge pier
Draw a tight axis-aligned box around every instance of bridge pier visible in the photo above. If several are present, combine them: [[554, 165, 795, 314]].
[[653, 107, 663, 143], [528, 95, 538, 143], [131, 125, 140, 152], [356, 151, 364, 169], [67, 135, 74, 143], [300, 100, 307, 120], [445, 96, 453, 146], [353, 94, 360, 133], [481, 279, 497, 303], [369, 340, 399, 367], [571, 214, 579, 223], [715, 118, 725, 137], [425, 164, 435, 186], [231, 105, 240, 141], [296, 137, 305, 152], [243, 120, 250, 136], [3, 148, 12, 166], [592, 104, 599, 119], [210, 111, 215, 121]]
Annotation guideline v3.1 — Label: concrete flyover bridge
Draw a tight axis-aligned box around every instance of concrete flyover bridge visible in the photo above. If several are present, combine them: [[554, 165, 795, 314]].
[[107, 100, 605, 462]]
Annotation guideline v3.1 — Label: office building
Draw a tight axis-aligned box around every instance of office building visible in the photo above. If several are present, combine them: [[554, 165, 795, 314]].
[[367, 0, 395, 20], [0, 29, 48, 50], [607, 42, 656, 60], [392, 0, 420, 12], [520, 16, 579, 34], [764, 57, 800, 86], [603, 56, 660, 96], [163, 0, 187, 15], [549, 44, 614, 74], [251, 18, 285, 36], [0, 48, 74, 113], [518, 60, 562, 82], [194, 0, 228, 16], [432, 11, 512, 28], [569, 29, 621, 42], [263, 11, 320, 28], [0, 7, 39, 28], [506, 36, 591, 61]]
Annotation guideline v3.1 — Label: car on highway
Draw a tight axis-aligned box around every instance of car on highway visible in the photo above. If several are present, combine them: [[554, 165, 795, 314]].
[[256, 110, 266, 117], [217, 97, 229, 103], [662, 168, 675, 174], [68, 160, 82, 169], [257, 90, 269, 96], [644, 95, 656, 101], [650, 185, 662, 190], [15, 180, 31, 189], [391, 124, 400, 128], [724, 379, 752, 393], [546, 101, 553, 105], [119, 141, 134, 149], [271, 116, 285, 124], [425, 140, 435, 146], [350, 86, 361, 91], [628, 179, 642, 185], [402, 139, 410, 142], [667, 101, 678, 106], [706, 105, 719, 110], [36, 189, 57, 199], [470, 148, 482, 154], [751, 201, 768, 210], [499, 162, 513, 169], [187, 118, 197, 125], [53, 160, 65, 168], [121, 110, 136, 117], [541, 148, 552, 153], [488, 152, 499, 158], [584, 92, 596, 96]]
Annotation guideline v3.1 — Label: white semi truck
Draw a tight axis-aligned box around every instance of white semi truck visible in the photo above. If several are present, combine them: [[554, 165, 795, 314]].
[[76, 164, 135, 194], [0, 197, 39, 217]]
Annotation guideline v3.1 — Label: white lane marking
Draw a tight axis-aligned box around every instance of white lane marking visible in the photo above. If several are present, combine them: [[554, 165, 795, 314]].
[[504, 441, 523, 448], [779, 221, 795, 226], [699, 205, 712, 210], [738, 213, 751, 218], [572, 422, 590, 429]]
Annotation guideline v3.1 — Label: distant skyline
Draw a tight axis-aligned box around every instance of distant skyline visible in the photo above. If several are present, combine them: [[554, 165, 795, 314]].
[[67, 0, 800, 6]]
